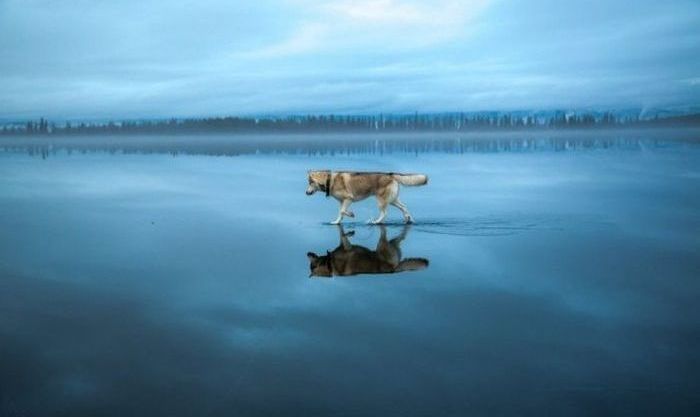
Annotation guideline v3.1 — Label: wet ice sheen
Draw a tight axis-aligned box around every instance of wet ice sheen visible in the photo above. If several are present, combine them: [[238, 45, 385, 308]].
[[0, 133, 699, 416]]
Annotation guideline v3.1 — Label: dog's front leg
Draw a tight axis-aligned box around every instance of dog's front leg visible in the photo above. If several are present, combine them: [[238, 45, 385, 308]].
[[330, 199, 352, 225]]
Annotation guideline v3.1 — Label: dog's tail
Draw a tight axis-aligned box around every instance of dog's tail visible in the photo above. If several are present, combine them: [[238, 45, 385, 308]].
[[393, 173, 428, 186], [395, 258, 429, 272]]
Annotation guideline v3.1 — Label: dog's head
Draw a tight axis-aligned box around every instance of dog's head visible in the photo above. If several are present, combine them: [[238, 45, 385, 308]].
[[306, 170, 330, 196], [307, 251, 332, 277]]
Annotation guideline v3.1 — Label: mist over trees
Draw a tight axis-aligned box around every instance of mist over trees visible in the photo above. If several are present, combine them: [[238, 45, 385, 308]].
[[2, 111, 699, 136]]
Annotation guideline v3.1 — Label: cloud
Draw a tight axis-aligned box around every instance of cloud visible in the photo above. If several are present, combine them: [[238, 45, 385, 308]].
[[325, 0, 428, 24], [323, 0, 488, 26], [240, 22, 328, 59], [0, 0, 698, 118], [241, 0, 491, 59]]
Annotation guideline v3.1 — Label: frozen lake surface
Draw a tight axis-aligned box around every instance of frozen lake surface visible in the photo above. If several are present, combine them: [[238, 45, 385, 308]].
[[1, 132, 699, 416]]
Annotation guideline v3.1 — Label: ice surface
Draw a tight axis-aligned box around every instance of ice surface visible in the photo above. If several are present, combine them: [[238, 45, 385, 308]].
[[1, 133, 699, 416]]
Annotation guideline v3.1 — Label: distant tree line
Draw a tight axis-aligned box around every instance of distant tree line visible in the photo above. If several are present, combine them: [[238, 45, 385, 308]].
[[2, 112, 699, 136]]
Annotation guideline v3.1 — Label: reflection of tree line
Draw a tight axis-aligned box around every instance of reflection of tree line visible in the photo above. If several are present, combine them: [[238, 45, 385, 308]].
[[0, 135, 683, 158], [2, 112, 699, 136]]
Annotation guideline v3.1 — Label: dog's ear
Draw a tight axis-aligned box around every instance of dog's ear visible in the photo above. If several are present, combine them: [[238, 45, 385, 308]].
[[307, 252, 318, 260]]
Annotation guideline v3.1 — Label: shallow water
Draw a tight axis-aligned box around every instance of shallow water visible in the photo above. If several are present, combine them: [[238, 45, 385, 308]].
[[1, 133, 699, 416]]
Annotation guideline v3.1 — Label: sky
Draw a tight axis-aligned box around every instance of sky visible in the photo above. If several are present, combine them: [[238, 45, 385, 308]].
[[0, 0, 699, 119]]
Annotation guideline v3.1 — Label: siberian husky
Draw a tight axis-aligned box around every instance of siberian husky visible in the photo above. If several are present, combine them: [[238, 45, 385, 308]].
[[307, 225, 429, 277], [305, 170, 428, 224]]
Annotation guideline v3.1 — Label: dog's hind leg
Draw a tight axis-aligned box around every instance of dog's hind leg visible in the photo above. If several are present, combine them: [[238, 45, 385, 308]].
[[376, 225, 401, 267], [389, 224, 411, 246], [331, 199, 352, 225], [337, 225, 354, 249], [370, 182, 397, 225], [370, 200, 388, 224], [391, 198, 413, 224]]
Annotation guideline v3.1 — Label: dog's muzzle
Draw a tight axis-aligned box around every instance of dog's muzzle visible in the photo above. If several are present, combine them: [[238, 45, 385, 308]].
[[305, 185, 316, 195]]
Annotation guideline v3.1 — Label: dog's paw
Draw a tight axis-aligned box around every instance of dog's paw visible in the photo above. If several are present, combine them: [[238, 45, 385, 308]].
[[343, 230, 355, 237], [405, 216, 414, 224], [330, 220, 341, 225]]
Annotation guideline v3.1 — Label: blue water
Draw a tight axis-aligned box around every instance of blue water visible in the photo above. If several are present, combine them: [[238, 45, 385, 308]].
[[1, 133, 699, 416]]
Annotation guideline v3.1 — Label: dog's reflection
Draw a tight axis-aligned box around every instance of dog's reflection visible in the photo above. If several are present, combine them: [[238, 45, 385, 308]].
[[307, 225, 429, 278]]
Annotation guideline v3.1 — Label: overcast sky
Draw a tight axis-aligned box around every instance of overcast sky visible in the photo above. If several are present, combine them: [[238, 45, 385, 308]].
[[1, 0, 699, 119]]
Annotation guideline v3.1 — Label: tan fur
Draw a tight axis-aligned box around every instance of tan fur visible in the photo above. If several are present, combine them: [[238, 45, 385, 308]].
[[307, 225, 429, 277], [306, 170, 428, 224], [393, 174, 428, 186]]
